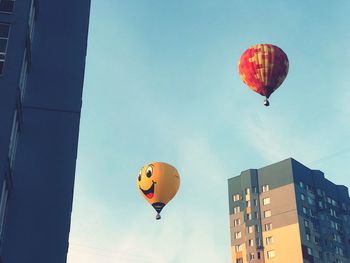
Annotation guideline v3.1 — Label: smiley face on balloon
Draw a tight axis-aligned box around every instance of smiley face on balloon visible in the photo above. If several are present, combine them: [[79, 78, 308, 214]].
[[137, 162, 180, 220]]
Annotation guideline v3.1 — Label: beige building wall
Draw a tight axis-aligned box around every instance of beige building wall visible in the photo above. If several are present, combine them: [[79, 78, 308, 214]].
[[230, 182, 304, 263], [260, 183, 303, 263], [262, 223, 303, 263]]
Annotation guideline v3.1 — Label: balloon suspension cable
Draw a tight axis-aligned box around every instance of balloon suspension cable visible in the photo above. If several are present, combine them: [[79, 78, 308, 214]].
[[263, 98, 270, 107], [156, 213, 161, 220]]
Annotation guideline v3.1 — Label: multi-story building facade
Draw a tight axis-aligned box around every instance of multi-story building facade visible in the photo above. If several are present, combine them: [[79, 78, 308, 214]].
[[0, 0, 90, 262], [228, 158, 350, 263]]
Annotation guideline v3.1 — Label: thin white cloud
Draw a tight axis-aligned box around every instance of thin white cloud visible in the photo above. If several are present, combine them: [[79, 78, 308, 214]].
[[68, 206, 229, 263], [239, 112, 327, 164]]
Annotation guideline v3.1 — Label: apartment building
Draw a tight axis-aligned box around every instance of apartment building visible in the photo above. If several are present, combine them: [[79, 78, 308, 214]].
[[0, 0, 90, 262], [228, 158, 350, 263]]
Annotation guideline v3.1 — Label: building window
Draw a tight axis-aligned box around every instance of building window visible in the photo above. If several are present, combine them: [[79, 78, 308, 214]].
[[253, 199, 258, 206], [263, 197, 271, 205], [309, 209, 315, 217], [308, 197, 314, 205], [267, 250, 275, 259], [301, 193, 305, 200], [0, 0, 15, 13], [265, 223, 272, 231], [245, 188, 250, 195], [332, 233, 341, 242], [307, 247, 312, 256], [335, 223, 340, 231], [318, 200, 323, 209], [335, 246, 343, 256], [306, 234, 310, 241], [233, 194, 241, 202], [316, 188, 322, 196], [254, 211, 258, 219], [247, 225, 253, 233], [248, 239, 254, 247], [255, 225, 260, 233], [235, 244, 243, 252], [302, 206, 307, 214], [246, 213, 252, 220], [257, 252, 261, 259], [234, 231, 242, 239], [252, 187, 257, 193], [0, 23, 10, 75], [330, 208, 337, 217], [264, 210, 271, 218], [304, 219, 309, 228], [234, 219, 241, 226], [234, 206, 240, 214], [256, 238, 262, 247], [249, 253, 255, 260], [299, 181, 304, 188], [314, 236, 319, 244], [262, 185, 269, 192], [266, 236, 273, 245], [330, 221, 336, 229]]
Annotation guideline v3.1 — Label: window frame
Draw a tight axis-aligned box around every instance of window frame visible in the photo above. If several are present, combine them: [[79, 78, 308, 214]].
[[263, 197, 271, 205], [265, 223, 272, 231], [307, 247, 312, 256], [0, 0, 15, 14], [267, 250, 276, 259], [266, 236, 274, 245], [234, 231, 242, 239], [264, 210, 272, 218], [235, 244, 243, 252], [247, 225, 254, 234], [234, 218, 241, 226], [262, 184, 270, 192], [233, 194, 241, 202], [0, 22, 10, 76]]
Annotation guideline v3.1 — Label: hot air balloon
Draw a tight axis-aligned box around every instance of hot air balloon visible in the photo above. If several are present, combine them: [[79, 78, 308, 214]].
[[238, 44, 289, 106], [137, 162, 180, 220]]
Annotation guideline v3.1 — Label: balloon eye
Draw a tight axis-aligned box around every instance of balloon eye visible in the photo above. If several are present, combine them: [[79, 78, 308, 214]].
[[146, 166, 153, 178], [138, 170, 142, 181]]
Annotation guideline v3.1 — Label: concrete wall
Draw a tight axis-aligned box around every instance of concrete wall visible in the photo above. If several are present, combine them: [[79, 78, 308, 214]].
[[0, 0, 91, 262], [0, 0, 31, 186]]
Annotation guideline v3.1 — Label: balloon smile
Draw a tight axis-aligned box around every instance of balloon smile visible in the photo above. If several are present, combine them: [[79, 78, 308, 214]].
[[140, 181, 155, 199]]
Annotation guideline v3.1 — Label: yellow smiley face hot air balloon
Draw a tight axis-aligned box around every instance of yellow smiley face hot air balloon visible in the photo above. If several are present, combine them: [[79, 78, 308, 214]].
[[137, 162, 180, 220]]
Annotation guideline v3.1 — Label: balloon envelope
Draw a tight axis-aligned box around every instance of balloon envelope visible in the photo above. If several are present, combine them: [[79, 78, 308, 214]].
[[238, 44, 289, 100], [137, 162, 180, 219]]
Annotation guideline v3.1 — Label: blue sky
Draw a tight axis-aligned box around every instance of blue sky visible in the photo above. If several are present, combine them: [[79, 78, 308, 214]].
[[67, 1, 350, 262]]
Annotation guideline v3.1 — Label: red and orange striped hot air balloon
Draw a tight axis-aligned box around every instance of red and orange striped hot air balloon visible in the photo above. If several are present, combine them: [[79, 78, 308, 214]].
[[238, 44, 289, 106]]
